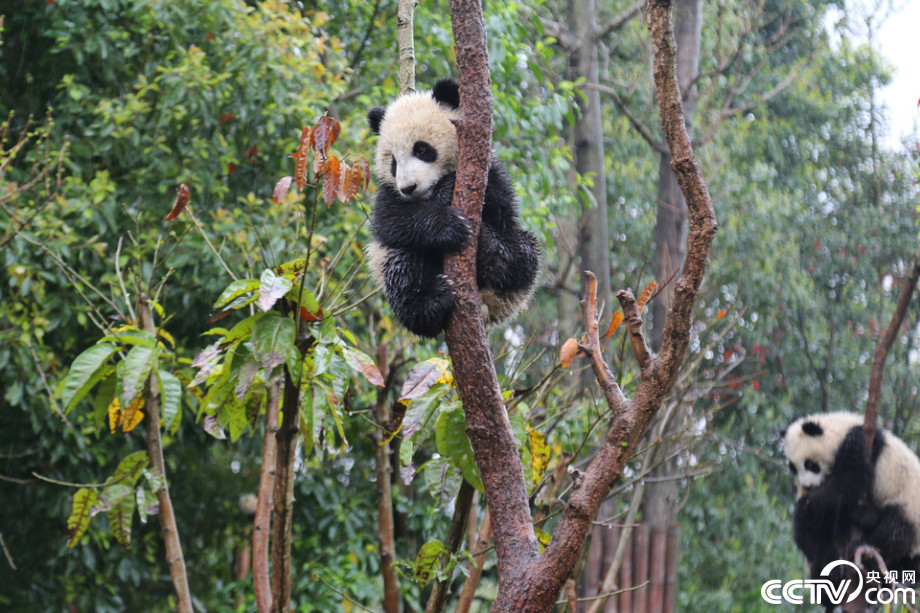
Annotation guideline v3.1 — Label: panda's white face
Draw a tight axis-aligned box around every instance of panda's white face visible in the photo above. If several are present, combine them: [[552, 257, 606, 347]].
[[369, 89, 459, 201], [783, 412, 863, 498]]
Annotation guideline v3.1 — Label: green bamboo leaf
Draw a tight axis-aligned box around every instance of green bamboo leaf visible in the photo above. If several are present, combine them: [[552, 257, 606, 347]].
[[251, 313, 295, 371], [256, 268, 293, 312], [60, 343, 119, 413], [67, 488, 99, 549], [120, 345, 160, 409], [156, 369, 182, 433]]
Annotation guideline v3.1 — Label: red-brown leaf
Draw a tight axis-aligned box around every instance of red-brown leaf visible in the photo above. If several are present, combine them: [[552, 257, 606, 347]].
[[337, 164, 362, 202], [273, 176, 293, 204], [322, 155, 340, 207], [299, 305, 324, 322], [313, 115, 340, 157], [163, 184, 190, 221], [357, 156, 370, 191]]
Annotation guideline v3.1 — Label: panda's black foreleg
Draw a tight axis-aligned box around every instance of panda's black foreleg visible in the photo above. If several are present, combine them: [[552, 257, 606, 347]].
[[372, 184, 471, 254], [864, 505, 917, 571], [475, 223, 540, 293], [382, 249, 455, 338]]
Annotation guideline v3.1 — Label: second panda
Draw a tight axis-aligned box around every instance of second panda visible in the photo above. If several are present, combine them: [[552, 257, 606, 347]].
[[365, 79, 540, 338]]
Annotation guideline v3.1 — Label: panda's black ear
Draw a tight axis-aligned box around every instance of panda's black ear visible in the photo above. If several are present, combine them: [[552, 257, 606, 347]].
[[432, 79, 460, 110], [801, 421, 823, 436], [367, 107, 386, 134]]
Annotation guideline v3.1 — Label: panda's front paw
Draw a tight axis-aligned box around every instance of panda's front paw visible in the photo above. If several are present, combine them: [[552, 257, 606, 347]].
[[438, 206, 471, 252]]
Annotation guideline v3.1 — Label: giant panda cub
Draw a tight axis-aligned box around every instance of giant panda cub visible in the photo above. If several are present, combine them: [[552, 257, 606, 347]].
[[365, 78, 540, 338], [783, 412, 920, 580]]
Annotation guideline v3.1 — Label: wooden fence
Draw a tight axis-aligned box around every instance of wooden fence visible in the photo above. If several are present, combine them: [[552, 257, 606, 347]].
[[579, 523, 680, 613]]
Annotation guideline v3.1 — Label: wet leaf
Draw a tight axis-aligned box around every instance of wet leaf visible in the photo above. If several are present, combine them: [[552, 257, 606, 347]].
[[273, 176, 293, 204], [341, 346, 385, 387], [67, 488, 99, 549]]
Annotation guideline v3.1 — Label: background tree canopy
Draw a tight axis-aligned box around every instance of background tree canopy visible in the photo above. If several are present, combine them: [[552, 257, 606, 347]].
[[1, 0, 917, 611]]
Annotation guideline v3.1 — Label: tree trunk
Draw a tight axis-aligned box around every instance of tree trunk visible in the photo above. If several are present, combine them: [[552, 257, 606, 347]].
[[643, 1, 703, 600], [569, 0, 611, 310]]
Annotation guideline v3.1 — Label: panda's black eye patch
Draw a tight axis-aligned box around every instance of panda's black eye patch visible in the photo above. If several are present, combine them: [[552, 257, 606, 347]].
[[788, 461, 797, 474], [390, 156, 397, 177], [804, 459, 820, 473], [412, 141, 437, 163]]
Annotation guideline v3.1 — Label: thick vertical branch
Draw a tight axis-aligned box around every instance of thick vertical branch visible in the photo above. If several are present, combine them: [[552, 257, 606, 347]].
[[444, 0, 541, 593], [374, 346, 401, 613], [863, 250, 920, 449], [270, 372, 299, 613], [254, 379, 280, 613], [397, 0, 416, 93], [489, 1, 717, 610], [137, 294, 193, 613]]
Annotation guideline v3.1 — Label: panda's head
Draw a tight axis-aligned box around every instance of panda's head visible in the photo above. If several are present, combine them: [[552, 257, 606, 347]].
[[367, 79, 460, 201], [783, 412, 863, 497]]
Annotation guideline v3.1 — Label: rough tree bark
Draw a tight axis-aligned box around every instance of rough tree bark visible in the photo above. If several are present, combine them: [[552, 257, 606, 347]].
[[443, 0, 542, 588], [444, 1, 716, 611]]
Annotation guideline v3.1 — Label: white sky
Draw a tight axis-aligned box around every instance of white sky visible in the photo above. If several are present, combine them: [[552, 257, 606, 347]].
[[875, 1, 920, 149]]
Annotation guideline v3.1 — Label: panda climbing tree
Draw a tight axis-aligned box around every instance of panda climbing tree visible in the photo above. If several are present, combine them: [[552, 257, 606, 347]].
[[365, 78, 540, 338], [782, 249, 920, 606]]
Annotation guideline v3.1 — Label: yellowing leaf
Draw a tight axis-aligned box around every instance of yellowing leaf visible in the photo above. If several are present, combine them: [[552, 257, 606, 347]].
[[560, 337, 579, 367], [717, 308, 727, 320], [636, 281, 658, 311], [108, 395, 145, 433], [528, 427, 550, 486], [121, 395, 145, 432]]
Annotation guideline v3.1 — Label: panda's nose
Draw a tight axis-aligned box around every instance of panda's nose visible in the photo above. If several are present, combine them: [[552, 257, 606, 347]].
[[401, 184, 417, 196]]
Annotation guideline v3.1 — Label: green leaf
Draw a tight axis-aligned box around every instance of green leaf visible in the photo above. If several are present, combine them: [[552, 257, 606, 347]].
[[415, 540, 447, 587], [213, 278, 260, 310], [60, 343, 119, 413], [111, 451, 149, 487], [422, 456, 462, 507], [220, 312, 267, 349], [436, 408, 484, 494], [120, 345, 160, 409], [98, 328, 157, 348], [257, 268, 294, 312], [67, 488, 99, 549], [107, 495, 135, 548], [251, 313, 295, 371], [157, 369, 182, 433]]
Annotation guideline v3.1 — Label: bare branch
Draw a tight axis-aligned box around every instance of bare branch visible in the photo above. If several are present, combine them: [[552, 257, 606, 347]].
[[595, 0, 645, 40], [864, 249, 920, 449], [579, 271, 630, 413], [616, 289, 653, 370]]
